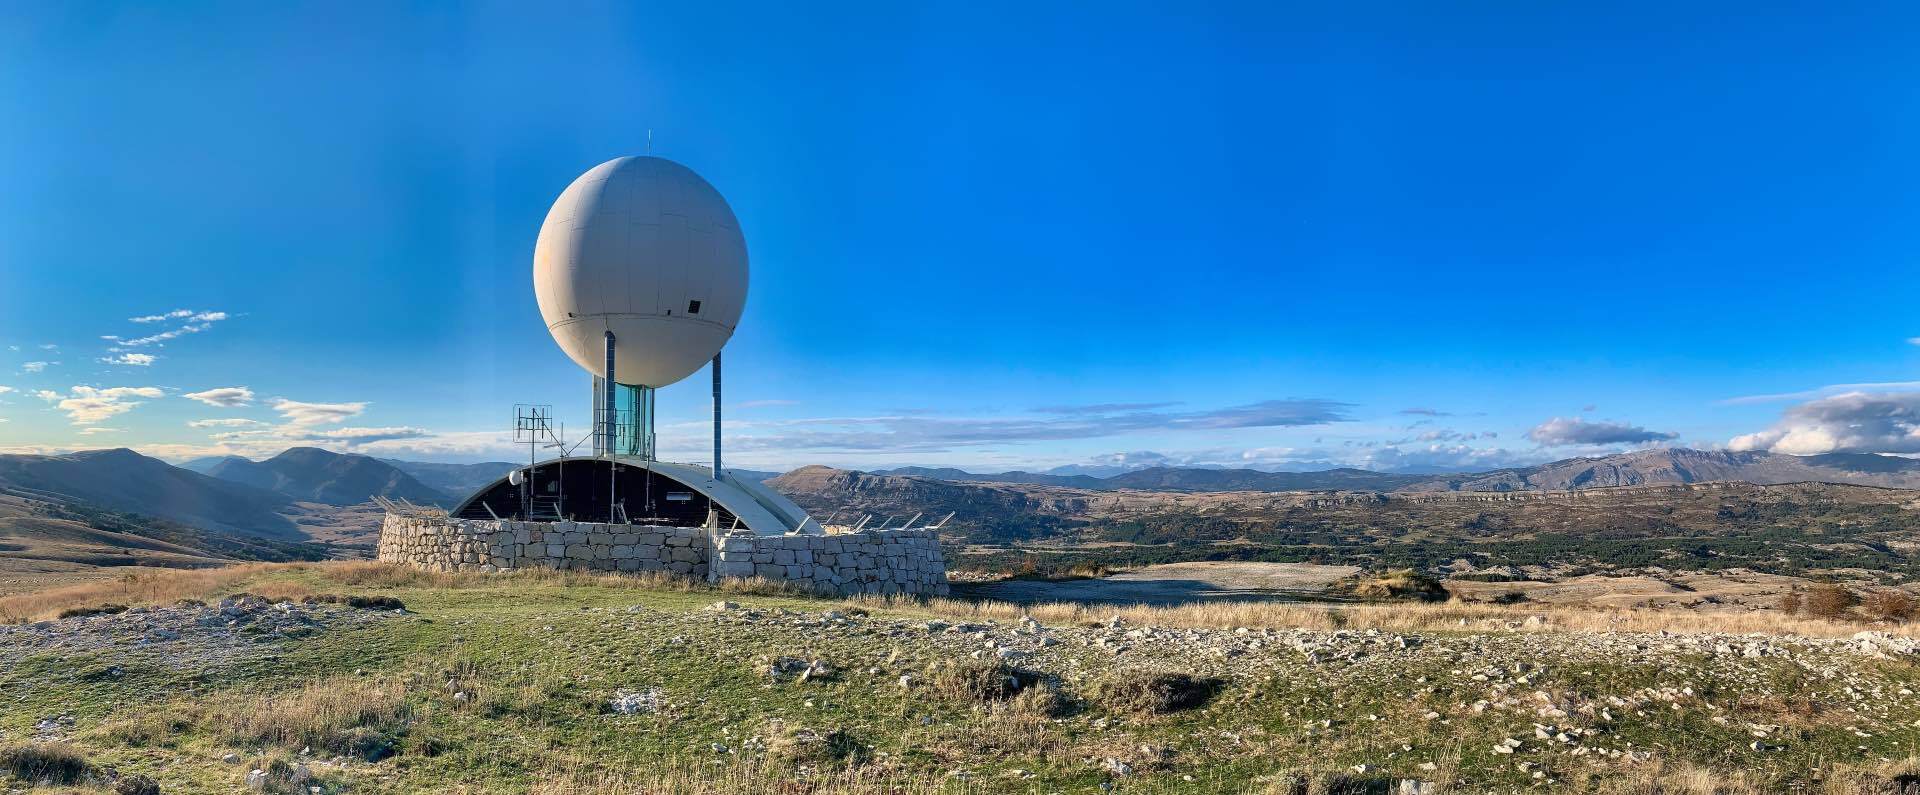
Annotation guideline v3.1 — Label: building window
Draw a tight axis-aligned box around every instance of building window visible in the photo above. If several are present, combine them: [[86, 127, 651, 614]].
[[687, 300, 702, 314]]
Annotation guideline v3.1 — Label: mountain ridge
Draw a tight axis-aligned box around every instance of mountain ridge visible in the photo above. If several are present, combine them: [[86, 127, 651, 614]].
[[207, 447, 453, 507], [863, 448, 1920, 493]]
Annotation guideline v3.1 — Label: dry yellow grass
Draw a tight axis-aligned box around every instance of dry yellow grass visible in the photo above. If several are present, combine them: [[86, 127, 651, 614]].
[[528, 756, 944, 795], [864, 594, 1914, 640], [0, 564, 298, 623], [218, 675, 412, 757]]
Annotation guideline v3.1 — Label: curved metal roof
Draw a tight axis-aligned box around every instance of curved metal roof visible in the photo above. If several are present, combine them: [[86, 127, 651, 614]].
[[452, 457, 814, 537]]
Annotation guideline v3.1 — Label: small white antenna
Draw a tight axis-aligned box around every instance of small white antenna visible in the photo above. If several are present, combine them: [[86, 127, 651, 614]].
[[647, 129, 654, 156]]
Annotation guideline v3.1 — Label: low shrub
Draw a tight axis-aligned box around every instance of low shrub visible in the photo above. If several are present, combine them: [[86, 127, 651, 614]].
[[1092, 671, 1224, 715], [767, 724, 868, 769], [1862, 590, 1916, 623], [929, 660, 1041, 703], [1778, 589, 1803, 616], [56, 603, 129, 619], [1335, 570, 1449, 602], [1805, 583, 1859, 621], [0, 742, 93, 785]]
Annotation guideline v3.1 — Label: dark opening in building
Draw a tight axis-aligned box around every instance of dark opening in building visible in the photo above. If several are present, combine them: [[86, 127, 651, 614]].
[[687, 299, 702, 314]]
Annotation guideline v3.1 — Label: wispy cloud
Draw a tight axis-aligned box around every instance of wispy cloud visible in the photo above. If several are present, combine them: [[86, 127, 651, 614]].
[[273, 398, 366, 426], [188, 418, 268, 428], [130, 309, 226, 324], [1398, 407, 1451, 417], [734, 399, 799, 410], [113, 310, 231, 350], [77, 427, 122, 435], [294, 426, 431, 445], [0, 386, 12, 395], [1526, 417, 1677, 447], [101, 352, 156, 366], [182, 386, 254, 407], [703, 399, 1353, 455], [1721, 381, 1920, 405], [1033, 402, 1182, 414], [44, 386, 165, 425], [21, 361, 52, 373]]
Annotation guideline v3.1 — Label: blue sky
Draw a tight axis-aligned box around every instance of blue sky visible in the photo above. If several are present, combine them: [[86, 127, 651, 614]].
[[2, 2, 1917, 472]]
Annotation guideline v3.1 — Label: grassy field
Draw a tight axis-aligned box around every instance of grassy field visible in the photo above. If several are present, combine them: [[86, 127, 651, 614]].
[[6, 564, 1920, 794]]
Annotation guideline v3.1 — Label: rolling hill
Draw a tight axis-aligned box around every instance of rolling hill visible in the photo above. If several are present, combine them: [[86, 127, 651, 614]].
[[377, 458, 518, 496], [206, 447, 453, 506], [0, 449, 302, 538]]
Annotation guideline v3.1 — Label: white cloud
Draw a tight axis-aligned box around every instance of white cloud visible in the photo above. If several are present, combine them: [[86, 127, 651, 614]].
[[32, 390, 60, 402], [273, 398, 366, 426], [736, 399, 799, 409], [188, 418, 268, 428], [77, 427, 121, 435], [117, 323, 217, 348], [1526, 417, 1678, 447], [1729, 390, 1920, 455], [130, 309, 226, 324], [101, 353, 156, 366], [48, 386, 165, 424], [0, 386, 12, 395], [1908, 337, 1920, 346], [38, 344, 57, 351], [22, 361, 52, 373], [182, 386, 254, 407], [295, 426, 431, 445], [1722, 381, 1920, 405]]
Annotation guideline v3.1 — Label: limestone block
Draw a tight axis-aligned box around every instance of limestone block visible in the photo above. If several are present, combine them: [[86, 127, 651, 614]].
[[772, 549, 795, 565], [754, 563, 784, 579]]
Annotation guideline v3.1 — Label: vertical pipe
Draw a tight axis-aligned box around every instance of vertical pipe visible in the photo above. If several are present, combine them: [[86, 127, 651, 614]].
[[604, 331, 617, 522], [711, 352, 722, 478]]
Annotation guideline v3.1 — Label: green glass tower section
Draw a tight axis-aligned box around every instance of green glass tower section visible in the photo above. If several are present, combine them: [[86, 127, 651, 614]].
[[591, 377, 655, 459]]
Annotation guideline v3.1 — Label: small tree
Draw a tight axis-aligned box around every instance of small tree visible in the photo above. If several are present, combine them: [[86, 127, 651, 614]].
[[1803, 583, 1859, 620], [1778, 589, 1802, 616], [1862, 590, 1916, 623]]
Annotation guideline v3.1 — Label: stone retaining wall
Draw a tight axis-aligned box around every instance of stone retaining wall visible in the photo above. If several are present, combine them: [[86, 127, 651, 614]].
[[378, 515, 708, 576], [710, 529, 948, 596], [377, 515, 948, 596]]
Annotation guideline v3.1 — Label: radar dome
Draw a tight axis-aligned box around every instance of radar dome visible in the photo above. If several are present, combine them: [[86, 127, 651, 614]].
[[533, 156, 748, 387]]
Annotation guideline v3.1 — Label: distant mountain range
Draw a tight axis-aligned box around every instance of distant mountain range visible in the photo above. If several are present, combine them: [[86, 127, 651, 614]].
[[207, 448, 454, 507], [869, 448, 1920, 492], [0, 448, 303, 538], [376, 459, 517, 495]]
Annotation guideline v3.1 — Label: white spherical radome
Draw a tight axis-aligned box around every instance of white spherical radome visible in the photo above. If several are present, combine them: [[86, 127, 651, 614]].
[[533, 156, 748, 387]]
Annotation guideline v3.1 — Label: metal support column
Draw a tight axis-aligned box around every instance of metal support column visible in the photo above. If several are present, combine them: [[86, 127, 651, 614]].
[[711, 352, 722, 478], [604, 331, 617, 522]]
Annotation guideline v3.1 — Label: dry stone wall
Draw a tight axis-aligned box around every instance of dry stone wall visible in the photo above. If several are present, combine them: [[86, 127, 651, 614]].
[[377, 515, 948, 596], [710, 529, 949, 597], [378, 515, 708, 576]]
